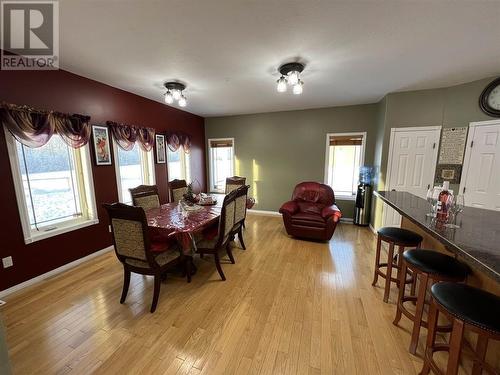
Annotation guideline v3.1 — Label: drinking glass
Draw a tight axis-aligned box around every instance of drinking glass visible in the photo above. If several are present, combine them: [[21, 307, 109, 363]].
[[426, 188, 436, 217], [445, 194, 464, 229]]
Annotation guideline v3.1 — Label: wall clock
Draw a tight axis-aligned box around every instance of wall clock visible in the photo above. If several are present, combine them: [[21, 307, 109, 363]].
[[479, 77, 500, 117]]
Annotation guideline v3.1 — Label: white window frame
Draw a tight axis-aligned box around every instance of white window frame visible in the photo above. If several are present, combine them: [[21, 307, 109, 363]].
[[113, 141, 155, 204], [208, 137, 235, 193], [167, 147, 191, 182], [4, 128, 99, 244], [323, 132, 367, 200]]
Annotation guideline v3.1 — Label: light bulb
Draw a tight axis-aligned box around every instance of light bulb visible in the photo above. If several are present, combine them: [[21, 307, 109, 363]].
[[288, 70, 300, 85], [276, 76, 287, 92], [172, 89, 181, 100], [178, 95, 187, 107], [164, 91, 173, 104], [293, 80, 303, 95]]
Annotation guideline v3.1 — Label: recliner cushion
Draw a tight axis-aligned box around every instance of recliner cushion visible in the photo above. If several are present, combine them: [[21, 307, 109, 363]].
[[431, 282, 500, 334], [297, 202, 323, 215], [291, 212, 326, 228]]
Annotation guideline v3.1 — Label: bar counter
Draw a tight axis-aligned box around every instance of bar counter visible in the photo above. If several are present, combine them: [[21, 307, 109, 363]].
[[374, 191, 500, 289]]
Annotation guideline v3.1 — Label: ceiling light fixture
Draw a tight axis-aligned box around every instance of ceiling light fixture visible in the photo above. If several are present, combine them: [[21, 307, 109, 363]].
[[276, 62, 305, 95], [164, 82, 187, 107]]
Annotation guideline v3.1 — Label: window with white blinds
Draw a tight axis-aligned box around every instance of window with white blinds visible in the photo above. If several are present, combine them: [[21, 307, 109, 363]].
[[325, 133, 366, 199], [208, 138, 234, 192]]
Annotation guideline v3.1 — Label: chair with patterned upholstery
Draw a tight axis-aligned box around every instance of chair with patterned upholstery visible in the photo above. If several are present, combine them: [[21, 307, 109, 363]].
[[129, 185, 160, 210], [169, 179, 188, 203], [103, 202, 182, 313], [225, 176, 246, 194], [194, 190, 238, 281], [228, 185, 249, 250]]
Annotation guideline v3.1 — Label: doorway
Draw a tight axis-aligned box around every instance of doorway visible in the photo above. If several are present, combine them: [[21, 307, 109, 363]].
[[383, 126, 441, 227], [460, 120, 500, 210]]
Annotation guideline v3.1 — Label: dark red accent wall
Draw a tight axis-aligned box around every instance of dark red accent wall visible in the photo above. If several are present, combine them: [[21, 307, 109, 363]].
[[0, 69, 206, 291]]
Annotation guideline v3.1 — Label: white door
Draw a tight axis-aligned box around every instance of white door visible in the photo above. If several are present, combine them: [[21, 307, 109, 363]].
[[460, 120, 500, 210], [383, 127, 441, 227]]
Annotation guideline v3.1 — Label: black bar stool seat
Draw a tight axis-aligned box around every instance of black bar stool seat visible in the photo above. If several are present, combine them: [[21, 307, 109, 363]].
[[378, 227, 424, 246], [420, 282, 500, 375], [372, 227, 423, 303], [393, 249, 469, 354], [403, 250, 469, 281]]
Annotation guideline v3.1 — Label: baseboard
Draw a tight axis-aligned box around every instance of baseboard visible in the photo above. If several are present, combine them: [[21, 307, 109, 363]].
[[368, 223, 377, 234], [340, 218, 353, 223], [0, 246, 114, 299], [248, 209, 281, 217]]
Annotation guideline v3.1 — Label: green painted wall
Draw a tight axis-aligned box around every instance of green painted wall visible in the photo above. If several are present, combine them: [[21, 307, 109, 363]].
[[205, 76, 498, 221], [205, 104, 378, 216]]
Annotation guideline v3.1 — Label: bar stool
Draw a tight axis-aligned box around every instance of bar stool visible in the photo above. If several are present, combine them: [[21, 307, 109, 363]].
[[372, 227, 423, 302], [393, 249, 469, 354], [420, 282, 500, 375]]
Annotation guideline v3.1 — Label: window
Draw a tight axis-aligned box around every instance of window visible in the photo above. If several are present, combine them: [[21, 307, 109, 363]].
[[325, 133, 366, 199], [5, 131, 98, 243], [208, 138, 234, 193], [167, 148, 191, 182], [114, 142, 155, 204]]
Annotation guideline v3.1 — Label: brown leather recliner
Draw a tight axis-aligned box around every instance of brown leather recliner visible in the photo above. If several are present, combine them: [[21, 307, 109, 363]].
[[279, 181, 342, 241]]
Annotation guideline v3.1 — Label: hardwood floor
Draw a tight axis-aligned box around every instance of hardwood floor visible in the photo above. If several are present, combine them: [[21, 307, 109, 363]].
[[1, 215, 471, 374]]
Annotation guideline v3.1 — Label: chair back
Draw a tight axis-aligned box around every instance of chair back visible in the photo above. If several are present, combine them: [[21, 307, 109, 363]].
[[214, 189, 238, 247], [103, 203, 155, 268], [129, 185, 160, 210], [291, 181, 335, 207], [169, 179, 187, 202], [233, 185, 249, 225], [225, 176, 246, 194]]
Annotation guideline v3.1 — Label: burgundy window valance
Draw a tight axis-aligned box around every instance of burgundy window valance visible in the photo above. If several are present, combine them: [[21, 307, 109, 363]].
[[106, 121, 155, 152], [0, 102, 91, 148], [167, 132, 192, 154]]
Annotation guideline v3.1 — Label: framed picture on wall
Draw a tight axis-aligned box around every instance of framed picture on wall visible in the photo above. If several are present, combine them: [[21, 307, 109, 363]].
[[91, 125, 112, 166], [155, 134, 166, 163]]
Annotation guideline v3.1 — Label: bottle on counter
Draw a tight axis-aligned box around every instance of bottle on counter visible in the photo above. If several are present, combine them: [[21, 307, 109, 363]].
[[436, 181, 452, 222]]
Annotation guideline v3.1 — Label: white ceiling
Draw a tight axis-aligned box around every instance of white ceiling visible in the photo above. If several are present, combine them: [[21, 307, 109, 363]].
[[60, 1, 500, 117]]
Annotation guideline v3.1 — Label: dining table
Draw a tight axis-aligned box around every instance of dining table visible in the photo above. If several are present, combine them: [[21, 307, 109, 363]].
[[146, 195, 223, 255]]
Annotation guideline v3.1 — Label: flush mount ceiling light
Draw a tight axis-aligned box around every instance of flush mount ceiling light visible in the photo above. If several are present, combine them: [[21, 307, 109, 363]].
[[276, 62, 305, 95], [164, 82, 187, 107]]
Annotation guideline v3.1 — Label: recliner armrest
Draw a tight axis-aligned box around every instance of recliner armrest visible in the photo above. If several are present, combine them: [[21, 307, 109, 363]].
[[279, 201, 299, 215], [321, 204, 342, 222]]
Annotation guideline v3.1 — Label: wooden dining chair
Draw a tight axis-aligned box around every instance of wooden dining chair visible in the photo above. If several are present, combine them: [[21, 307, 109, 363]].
[[193, 189, 238, 281], [225, 176, 246, 194], [129, 184, 160, 210], [228, 185, 250, 250], [103, 202, 183, 313], [169, 179, 187, 203]]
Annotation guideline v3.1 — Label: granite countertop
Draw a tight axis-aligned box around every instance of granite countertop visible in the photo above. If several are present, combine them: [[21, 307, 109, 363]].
[[374, 191, 500, 282]]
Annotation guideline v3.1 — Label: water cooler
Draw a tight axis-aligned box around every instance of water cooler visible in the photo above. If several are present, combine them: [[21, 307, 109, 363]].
[[354, 166, 373, 226]]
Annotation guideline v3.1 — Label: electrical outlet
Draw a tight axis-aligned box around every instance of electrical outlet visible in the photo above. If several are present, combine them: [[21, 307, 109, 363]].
[[2, 256, 13, 268], [108, 225, 112, 233]]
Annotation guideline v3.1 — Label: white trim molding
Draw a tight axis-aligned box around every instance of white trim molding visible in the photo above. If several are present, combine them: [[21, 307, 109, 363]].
[[247, 209, 281, 217], [0, 246, 113, 299]]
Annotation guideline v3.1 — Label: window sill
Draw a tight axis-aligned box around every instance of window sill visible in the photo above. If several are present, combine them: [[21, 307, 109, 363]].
[[24, 218, 99, 244], [335, 195, 357, 201]]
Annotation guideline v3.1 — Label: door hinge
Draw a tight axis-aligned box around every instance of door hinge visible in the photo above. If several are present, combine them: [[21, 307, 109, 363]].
[[471, 141, 474, 147], [433, 143, 436, 149], [463, 187, 466, 193], [427, 184, 430, 189]]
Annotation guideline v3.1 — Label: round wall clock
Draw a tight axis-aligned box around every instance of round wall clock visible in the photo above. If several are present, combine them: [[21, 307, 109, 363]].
[[479, 77, 500, 117]]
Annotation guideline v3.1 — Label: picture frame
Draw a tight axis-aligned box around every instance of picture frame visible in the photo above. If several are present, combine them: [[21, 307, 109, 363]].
[[91, 125, 112, 166], [155, 134, 166, 164]]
